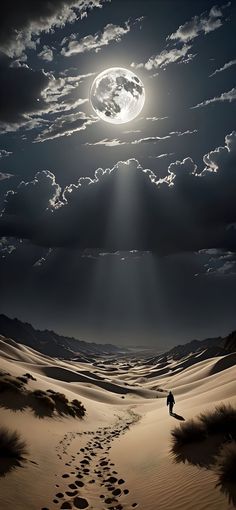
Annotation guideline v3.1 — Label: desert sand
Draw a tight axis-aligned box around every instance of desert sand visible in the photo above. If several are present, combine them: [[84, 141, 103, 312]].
[[0, 335, 235, 510]]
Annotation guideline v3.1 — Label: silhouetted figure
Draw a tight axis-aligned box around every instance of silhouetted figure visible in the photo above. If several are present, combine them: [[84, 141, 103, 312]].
[[167, 391, 175, 415]]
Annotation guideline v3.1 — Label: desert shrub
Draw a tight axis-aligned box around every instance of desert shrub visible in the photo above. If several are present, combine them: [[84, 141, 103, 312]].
[[215, 442, 236, 485], [0, 427, 27, 459], [66, 404, 76, 417], [32, 389, 47, 397], [32, 389, 55, 409], [200, 405, 236, 439], [50, 392, 69, 405], [33, 393, 55, 411], [0, 375, 23, 393], [71, 399, 82, 408], [23, 373, 37, 381], [71, 402, 86, 418], [17, 376, 28, 384], [171, 419, 206, 447]]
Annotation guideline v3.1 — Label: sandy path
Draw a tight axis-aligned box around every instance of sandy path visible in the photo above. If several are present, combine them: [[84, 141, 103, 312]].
[[39, 408, 140, 510]]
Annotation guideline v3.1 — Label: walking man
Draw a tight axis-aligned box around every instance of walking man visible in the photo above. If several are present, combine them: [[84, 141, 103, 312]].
[[167, 391, 175, 415]]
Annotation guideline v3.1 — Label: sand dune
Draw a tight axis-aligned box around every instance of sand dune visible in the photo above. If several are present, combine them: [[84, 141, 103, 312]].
[[0, 336, 235, 510]]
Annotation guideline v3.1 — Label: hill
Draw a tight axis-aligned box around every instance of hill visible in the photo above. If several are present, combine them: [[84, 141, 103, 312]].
[[0, 314, 124, 360], [164, 330, 236, 360]]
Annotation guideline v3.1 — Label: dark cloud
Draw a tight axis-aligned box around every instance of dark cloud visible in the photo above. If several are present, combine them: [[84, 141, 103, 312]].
[[34, 112, 98, 142], [1, 132, 236, 255], [0, 172, 14, 181], [168, 4, 227, 43], [0, 0, 110, 58], [132, 3, 230, 71], [61, 19, 133, 56], [0, 55, 92, 135], [196, 248, 236, 276], [0, 55, 49, 127], [0, 149, 12, 158], [132, 43, 194, 71]]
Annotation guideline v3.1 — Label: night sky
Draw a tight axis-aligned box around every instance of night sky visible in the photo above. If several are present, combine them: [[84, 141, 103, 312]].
[[0, 0, 236, 348]]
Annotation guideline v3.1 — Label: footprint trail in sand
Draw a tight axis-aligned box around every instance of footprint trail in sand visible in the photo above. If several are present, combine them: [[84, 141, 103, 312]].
[[41, 410, 140, 510]]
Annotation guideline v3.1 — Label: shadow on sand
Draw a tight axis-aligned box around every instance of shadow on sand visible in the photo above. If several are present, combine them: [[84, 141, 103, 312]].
[[0, 391, 54, 419], [170, 412, 185, 421], [0, 456, 27, 477], [171, 435, 236, 507]]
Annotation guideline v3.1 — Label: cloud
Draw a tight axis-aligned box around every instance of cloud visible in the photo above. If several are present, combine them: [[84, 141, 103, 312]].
[[38, 45, 54, 62], [0, 149, 12, 158], [0, 237, 17, 258], [1, 132, 236, 256], [131, 44, 194, 70], [33, 248, 52, 267], [0, 55, 92, 134], [132, 4, 230, 72], [169, 129, 198, 136], [145, 116, 168, 121], [209, 59, 236, 77], [85, 135, 171, 146], [192, 87, 236, 108], [0, 172, 14, 181], [196, 249, 236, 276], [85, 130, 197, 147], [61, 17, 143, 56], [149, 153, 175, 159], [168, 3, 228, 43], [123, 129, 141, 134], [0, 0, 110, 58], [0, 55, 50, 128], [34, 112, 98, 142]]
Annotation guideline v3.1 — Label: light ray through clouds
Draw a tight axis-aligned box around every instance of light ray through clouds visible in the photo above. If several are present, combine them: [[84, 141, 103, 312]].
[[0, 0, 236, 345]]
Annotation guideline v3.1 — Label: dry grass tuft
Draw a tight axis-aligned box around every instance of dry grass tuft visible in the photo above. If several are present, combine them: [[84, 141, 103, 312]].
[[0, 371, 85, 419], [171, 419, 206, 447], [0, 375, 24, 393], [32, 390, 55, 411], [215, 442, 236, 486], [0, 427, 27, 459], [199, 405, 236, 439]]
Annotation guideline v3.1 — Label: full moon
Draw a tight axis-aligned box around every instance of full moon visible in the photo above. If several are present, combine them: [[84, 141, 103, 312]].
[[90, 67, 145, 124]]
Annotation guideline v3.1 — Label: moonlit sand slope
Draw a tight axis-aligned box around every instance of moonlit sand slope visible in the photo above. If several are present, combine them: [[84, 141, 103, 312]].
[[0, 335, 235, 510]]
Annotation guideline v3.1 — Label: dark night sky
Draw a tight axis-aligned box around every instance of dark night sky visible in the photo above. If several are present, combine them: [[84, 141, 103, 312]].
[[0, 0, 236, 348]]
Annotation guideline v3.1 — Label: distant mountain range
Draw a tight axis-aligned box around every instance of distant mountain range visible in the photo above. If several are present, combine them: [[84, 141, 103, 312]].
[[0, 314, 124, 360], [164, 330, 236, 360], [0, 314, 235, 362]]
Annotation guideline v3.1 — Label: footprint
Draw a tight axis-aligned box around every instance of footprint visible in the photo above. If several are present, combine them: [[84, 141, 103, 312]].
[[62, 474, 70, 478], [75, 481, 84, 487], [73, 496, 89, 509], [112, 488, 121, 496], [61, 502, 72, 509], [106, 476, 117, 484], [65, 490, 78, 497]]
